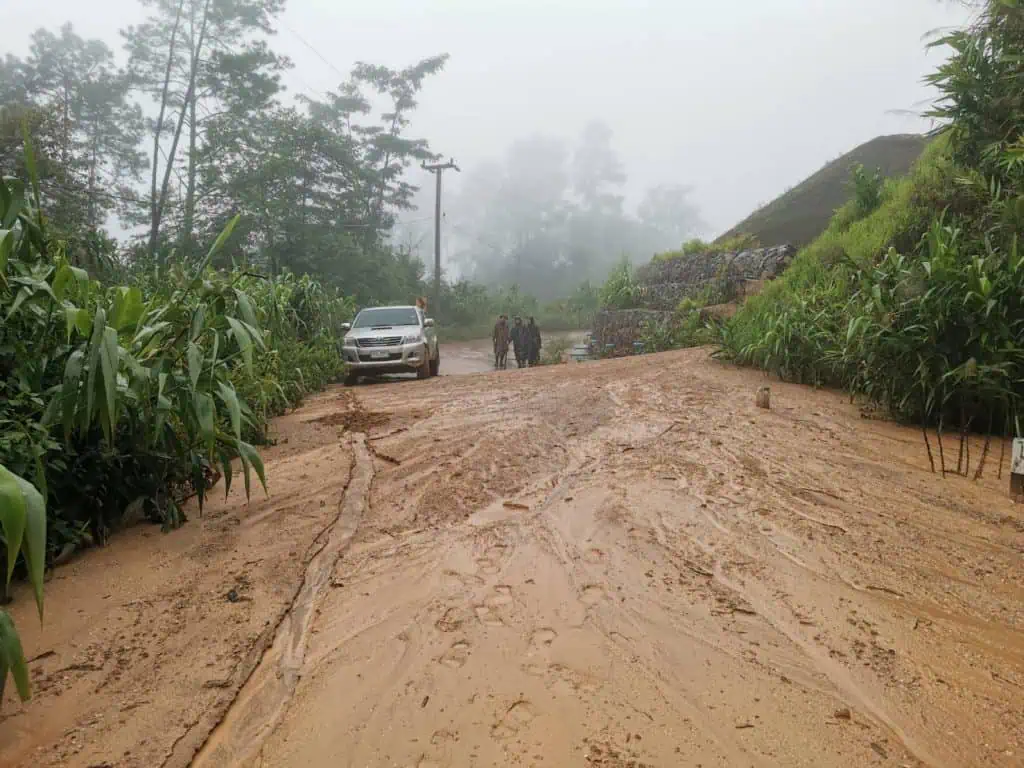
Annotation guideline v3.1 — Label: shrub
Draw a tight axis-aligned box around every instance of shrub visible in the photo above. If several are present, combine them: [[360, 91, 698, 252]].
[[848, 162, 884, 218], [540, 335, 572, 365], [598, 258, 638, 310], [717, 1, 1024, 476], [0, 152, 350, 568]]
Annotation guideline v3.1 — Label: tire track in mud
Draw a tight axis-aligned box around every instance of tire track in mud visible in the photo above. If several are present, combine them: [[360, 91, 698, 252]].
[[181, 434, 375, 768]]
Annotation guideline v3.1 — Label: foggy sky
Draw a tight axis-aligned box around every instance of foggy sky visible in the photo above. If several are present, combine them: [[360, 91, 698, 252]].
[[6, 0, 973, 237]]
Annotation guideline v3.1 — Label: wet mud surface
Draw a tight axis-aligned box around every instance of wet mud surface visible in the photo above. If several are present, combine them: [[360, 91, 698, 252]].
[[1, 344, 1021, 767]]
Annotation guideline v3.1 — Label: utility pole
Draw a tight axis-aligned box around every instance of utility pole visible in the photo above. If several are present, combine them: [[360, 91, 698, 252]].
[[422, 158, 460, 314]]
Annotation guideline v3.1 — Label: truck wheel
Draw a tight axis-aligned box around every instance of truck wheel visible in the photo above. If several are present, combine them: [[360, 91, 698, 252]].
[[430, 348, 440, 376], [417, 348, 431, 379], [344, 371, 359, 386]]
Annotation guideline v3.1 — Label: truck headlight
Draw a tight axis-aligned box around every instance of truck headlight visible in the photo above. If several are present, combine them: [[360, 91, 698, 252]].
[[403, 333, 424, 344], [343, 335, 357, 348]]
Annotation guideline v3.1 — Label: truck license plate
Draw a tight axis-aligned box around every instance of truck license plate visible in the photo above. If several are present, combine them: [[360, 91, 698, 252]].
[[370, 351, 390, 359]]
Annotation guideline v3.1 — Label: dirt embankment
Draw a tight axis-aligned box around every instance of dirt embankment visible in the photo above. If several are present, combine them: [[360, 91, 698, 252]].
[[2, 346, 1022, 768]]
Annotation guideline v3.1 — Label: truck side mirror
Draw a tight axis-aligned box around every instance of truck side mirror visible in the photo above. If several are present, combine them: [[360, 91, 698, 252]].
[[341, 322, 351, 331], [424, 318, 435, 328]]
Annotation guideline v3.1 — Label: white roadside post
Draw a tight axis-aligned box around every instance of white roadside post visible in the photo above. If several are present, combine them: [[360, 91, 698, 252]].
[[1011, 438, 1024, 501]]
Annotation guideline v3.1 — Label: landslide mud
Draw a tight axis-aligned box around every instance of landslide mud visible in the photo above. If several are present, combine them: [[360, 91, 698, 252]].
[[1, 345, 1021, 767]]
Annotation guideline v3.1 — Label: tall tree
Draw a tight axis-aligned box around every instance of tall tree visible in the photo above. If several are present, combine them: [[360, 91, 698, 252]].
[[191, 53, 446, 298], [571, 120, 626, 214], [306, 54, 449, 246], [1, 25, 144, 236], [122, 0, 287, 259]]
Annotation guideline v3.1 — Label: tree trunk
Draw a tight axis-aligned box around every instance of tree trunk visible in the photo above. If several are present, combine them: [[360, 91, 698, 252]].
[[182, 93, 198, 259], [88, 134, 98, 232], [149, 0, 186, 260], [151, 0, 210, 261]]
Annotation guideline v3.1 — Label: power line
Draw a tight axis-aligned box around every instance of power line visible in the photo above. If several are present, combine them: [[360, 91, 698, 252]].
[[280, 21, 347, 81]]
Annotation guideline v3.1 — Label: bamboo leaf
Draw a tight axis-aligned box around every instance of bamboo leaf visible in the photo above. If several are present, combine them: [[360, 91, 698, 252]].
[[0, 467, 27, 586], [190, 304, 206, 342], [85, 309, 107, 430], [218, 449, 234, 500], [190, 215, 240, 285], [0, 229, 12, 285], [1, 179, 25, 229], [217, 381, 242, 442], [62, 349, 85, 441], [226, 316, 253, 371], [21, 122, 43, 234], [52, 263, 72, 302], [237, 440, 267, 498], [14, 471, 45, 622], [187, 342, 203, 393], [234, 289, 258, 328], [5, 288, 31, 321], [209, 331, 220, 380], [99, 327, 121, 441], [110, 287, 145, 332], [0, 610, 31, 702], [194, 392, 216, 445]]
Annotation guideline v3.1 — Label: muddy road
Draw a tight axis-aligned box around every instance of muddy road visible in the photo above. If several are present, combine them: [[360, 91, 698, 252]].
[[1, 346, 1022, 767]]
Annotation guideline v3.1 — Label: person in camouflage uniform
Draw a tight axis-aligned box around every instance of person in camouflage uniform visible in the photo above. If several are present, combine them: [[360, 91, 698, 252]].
[[510, 315, 528, 368], [493, 315, 510, 369], [526, 316, 542, 366]]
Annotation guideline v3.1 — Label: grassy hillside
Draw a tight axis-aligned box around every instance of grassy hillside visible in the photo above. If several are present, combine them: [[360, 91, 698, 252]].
[[718, 134, 959, 385], [718, 134, 929, 248]]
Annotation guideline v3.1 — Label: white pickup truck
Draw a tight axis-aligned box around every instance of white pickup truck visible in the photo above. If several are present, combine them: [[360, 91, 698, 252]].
[[340, 305, 440, 385]]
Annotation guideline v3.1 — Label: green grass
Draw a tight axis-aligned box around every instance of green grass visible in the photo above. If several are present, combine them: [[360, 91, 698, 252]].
[[725, 135, 957, 363], [718, 134, 929, 249]]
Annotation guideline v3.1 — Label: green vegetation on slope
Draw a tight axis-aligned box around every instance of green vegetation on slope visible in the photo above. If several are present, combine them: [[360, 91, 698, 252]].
[[718, 0, 1024, 474], [718, 134, 928, 249]]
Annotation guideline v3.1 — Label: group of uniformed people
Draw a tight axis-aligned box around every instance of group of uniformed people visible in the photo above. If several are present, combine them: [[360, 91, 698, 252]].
[[492, 315, 541, 369]]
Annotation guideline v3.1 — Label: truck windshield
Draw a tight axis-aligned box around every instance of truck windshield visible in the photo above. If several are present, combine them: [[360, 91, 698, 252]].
[[353, 308, 419, 328]]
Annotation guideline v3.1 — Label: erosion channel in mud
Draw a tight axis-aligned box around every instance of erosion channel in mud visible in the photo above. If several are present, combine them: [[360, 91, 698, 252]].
[[0, 347, 1021, 768]]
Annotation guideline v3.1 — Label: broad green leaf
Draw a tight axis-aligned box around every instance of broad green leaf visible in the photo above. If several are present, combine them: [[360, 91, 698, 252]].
[[217, 381, 242, 442], [52, 263, 72, 302], [85, 309, 107, 431], [209, 331, 220, 380], [5, 288, 31, 321], [0, 610, 31, 702], [226, 316, 254, 371], [0, 229, 14, 285], [187, 343, 203, 393], [243, 319, 266, 350], [1, 178, 25, 228], [194, 392, 216, 445], [63, 306, 91, 343], [234, 289, 258, 328], [69, 266, 89, 296], [11, 472, 45, 621], [98, 327, 121, 442], [0, 466, 27, 586], [62, 349, 85, 440], [134, 321, 172, 352], [190, 304, 206, 342], [201, 215, 240, 273], [21, 123, 43, 232], [237, 440, 268, 499], [110, 287, 144, 332], [217, 449, 234, 500]]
